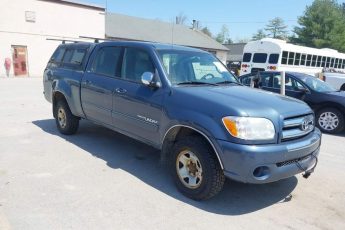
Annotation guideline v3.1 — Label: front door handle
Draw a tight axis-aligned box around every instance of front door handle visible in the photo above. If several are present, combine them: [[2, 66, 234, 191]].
[[115, 88, 127, 94]]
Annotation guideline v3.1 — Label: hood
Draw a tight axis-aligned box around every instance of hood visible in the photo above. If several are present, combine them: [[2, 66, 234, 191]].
[[172, 85, 312, 119]]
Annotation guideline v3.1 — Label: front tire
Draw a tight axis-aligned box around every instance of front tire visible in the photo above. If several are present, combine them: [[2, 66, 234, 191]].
[[171, 136, 225, 200], [54, 100, 79, 135], [316, 108, 344, 134]]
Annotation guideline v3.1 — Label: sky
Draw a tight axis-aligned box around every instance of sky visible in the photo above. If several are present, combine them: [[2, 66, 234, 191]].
[[82, 0, 345, 41]]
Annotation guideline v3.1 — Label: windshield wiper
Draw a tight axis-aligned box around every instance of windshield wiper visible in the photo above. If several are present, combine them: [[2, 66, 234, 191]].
[[177, 81, 218, 86], [216, 81, 242, 86]]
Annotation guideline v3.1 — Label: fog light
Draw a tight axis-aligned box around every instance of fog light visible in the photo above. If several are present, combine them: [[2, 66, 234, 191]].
[[253, 166, 270, 180]]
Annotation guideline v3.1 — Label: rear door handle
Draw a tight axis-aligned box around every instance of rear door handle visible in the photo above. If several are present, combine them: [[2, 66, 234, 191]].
[[84, 80, 92, 85], [115, 88, 127, 94]]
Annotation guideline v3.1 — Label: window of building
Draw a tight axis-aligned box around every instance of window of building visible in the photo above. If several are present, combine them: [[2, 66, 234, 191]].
[[268, 54, 279, 64], [91, 47, 122, 77], [243, 53, 252, 62], [281, 51, 288, 64], [253, 53, 267, 63], [121, 48, 155, 82]]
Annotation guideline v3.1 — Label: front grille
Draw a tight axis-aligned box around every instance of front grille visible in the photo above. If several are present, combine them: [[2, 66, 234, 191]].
[[276, 154, 312, 167], [281, 114, 314, 141]]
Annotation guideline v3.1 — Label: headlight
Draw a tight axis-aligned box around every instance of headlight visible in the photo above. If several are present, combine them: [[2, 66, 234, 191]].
[[222, 116, 275, 140]]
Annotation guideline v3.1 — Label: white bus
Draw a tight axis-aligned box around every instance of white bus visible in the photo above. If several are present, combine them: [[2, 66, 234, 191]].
[[240, 38, 345, 77]]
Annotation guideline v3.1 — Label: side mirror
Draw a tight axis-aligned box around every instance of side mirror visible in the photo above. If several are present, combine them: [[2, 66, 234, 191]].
[[141, 72, 161, 88]]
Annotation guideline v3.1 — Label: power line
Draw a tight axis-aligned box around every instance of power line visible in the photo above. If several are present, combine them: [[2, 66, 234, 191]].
[[199, 19, 298, 24]]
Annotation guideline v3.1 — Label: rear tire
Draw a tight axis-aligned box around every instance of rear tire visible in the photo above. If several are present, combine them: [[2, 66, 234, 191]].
[[171, 136, 225, 200], [54, 100, 79, 135], [316, 107, 344, 134]]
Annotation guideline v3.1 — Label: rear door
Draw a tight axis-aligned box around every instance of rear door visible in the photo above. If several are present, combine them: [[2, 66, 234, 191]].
[[81, 46, 123, 125], [111, 47, 164, 143]]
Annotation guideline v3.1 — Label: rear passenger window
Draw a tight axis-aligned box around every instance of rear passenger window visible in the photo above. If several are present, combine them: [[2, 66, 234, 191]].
[[300, 54, 306, 65], [306, 54, 312, 66], [121, 48, 155, 82], [61, 48, 87, 70], [253, 53, 267, 63], [268, 54, 279, 64], [91, 47, 122, 77], [62, 49, 74, 64], [311, 55, 317, 67], [317, 56, 322, 67], [243, 53, 252, 62], [288, 52, 295, 65], [294, 53, 301, 65], [70, 49, 86, 65], [50, 47, 66, 63], [281, 51, 288, 64]]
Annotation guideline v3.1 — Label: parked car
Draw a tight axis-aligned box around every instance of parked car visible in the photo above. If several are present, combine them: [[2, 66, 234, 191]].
[[43, 41, 321, 200], [323, 72, 345, 91], [240, 71, 345, 134]]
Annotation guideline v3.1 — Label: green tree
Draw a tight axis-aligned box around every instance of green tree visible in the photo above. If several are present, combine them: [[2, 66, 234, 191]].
[[265, 17, 288, 39], [294, 0, 345, 52], [215, 25, 230, 43], [176, 12, 187, 25], [252, 29, 267, 40], [201, 27, 212, 37]]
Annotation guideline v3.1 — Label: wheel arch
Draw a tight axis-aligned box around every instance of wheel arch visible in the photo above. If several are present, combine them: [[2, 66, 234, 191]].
[[161, 125, 224, 170], [340, 83, 345, 91], [314, 102, 345, 115]]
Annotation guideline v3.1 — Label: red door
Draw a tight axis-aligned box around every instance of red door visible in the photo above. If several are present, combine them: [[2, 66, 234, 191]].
[[12, 46, 28, 76]]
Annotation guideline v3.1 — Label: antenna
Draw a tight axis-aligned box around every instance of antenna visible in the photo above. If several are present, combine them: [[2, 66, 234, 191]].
[[171, 21, 174, 48]]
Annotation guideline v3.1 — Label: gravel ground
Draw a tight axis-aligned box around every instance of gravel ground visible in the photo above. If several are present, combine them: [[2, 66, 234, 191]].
[[0, 77, 344, 230]]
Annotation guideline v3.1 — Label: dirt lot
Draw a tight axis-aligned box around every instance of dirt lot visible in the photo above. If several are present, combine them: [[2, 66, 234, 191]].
[[0, 77, 344, 230]]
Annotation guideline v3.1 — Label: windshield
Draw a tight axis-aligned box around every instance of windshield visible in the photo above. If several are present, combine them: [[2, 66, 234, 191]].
[[157, 50, 238, 85], [301, 76, 336, 92]]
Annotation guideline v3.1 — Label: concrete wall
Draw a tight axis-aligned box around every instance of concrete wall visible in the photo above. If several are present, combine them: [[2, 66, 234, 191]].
[[0, 0, 105, 77]]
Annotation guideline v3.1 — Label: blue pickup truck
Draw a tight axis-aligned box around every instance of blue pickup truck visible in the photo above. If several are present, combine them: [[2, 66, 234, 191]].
[[43, 41, 321, 200]]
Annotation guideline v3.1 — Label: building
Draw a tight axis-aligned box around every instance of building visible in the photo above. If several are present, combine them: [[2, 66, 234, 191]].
[[0, 1, 227, 77], [105, 13, 229, 63], [224, 43, 246, 64], [0, 0, 105, 77]]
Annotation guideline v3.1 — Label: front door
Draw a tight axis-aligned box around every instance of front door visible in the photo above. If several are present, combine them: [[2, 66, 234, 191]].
[[12, 46, 28, 77], [112, 47, 164, 144]]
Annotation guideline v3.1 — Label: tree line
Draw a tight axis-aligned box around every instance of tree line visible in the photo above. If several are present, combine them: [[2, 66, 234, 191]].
[[177, 0, 345, 52]]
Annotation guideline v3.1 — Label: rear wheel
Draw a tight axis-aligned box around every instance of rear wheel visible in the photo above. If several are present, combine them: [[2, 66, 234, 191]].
[[171, 136, 225, 200], [316, 108, 344, 134], [54, 100, 79, 135]]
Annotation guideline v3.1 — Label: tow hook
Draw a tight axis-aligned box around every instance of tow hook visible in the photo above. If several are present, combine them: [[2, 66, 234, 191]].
[[297, 154, 318, 179], [302, 169, 313, 179]]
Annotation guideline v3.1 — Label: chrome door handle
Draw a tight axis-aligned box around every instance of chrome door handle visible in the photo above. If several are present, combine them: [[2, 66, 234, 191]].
[[84, 80, 92, 85], [115, 88, 127, 94]]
